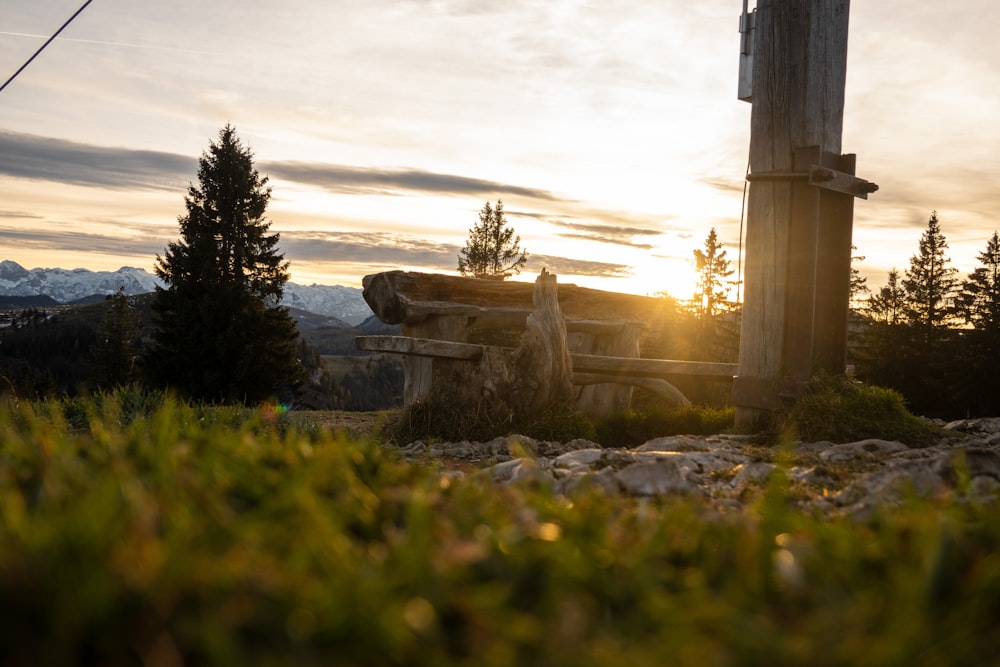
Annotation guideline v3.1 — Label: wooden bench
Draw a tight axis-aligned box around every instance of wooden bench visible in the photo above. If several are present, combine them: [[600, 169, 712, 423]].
[[356, 271, 736, 415]]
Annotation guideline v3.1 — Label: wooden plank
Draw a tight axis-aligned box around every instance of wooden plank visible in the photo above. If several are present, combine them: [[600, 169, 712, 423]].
[[571, 354, 737, 379], [356, 335, 737, 378], [356, 335, 485, 361]]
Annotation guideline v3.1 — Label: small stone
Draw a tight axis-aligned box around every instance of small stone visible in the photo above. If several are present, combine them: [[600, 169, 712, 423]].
[[615, 460, 701, 496], [731, 462, 776, 491], [553, 448, 604, 469], [636, 435, 711, 452], [819, 439, 909, 461]]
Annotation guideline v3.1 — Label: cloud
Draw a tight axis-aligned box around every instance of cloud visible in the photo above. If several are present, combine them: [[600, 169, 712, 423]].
[[276, 230, 631, 279], [278, 231, 459, 268], [0, 225, 170, 258], [261, 161, 561, 201], [701, 176, 747, 194], [0, 131, 194, 191], [547, 219, 662, 249], [0, 131, 564, 203], [0, 210, 44, 220], [525, 254, 631, 279]]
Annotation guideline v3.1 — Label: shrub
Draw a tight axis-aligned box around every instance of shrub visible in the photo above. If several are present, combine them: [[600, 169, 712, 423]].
[[784, 374, 947, 446], [596, 404, 735, 447]]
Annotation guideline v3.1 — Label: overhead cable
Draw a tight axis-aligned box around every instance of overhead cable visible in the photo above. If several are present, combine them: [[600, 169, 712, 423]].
[[0, 0, 95, 94]]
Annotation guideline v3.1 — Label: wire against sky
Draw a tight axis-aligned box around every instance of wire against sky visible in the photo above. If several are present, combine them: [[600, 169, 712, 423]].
[[0, 0, 95, 94]]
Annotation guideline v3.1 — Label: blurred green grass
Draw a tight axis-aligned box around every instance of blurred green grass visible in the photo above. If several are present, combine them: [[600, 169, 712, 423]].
[[1, 391, 998, 665]]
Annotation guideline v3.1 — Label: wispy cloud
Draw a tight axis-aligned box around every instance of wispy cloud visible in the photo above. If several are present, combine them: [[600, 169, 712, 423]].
[[278, 231, 458, 267], [261, 161, 561, 201], [0, 131, 562, 203], [548, 219, 662, 249], [277, 230, 630, 279], [0, 225, 169, 257], [0, 131, 193, 191], [0, 209, 44, 220], [525, 254, 631, 279]]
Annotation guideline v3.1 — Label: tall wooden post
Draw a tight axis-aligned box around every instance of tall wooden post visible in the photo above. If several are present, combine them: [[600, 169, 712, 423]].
[[732, 0, 877, 430]]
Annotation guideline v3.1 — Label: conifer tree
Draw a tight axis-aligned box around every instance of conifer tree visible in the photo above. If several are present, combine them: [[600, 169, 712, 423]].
[[865, 269, 907, 325], [953, 231, 1000, 415], [902, 211, 958, 328], [849, 246, 869, 309], [956, 231, 1000, 332], [89, 287, 141, 388], [150, 125, 301, 402], [457, 200, 527, 279], [692, 227, 734, 319]]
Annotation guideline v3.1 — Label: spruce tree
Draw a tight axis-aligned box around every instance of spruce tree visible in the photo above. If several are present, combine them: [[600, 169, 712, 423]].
[[692, 227, 734, 319], [89, 287, 141, 388], [865, 269, 907, 325], [457, 200, 528, 279], [150, 125, 301, 403], [902, 211, 959, 328], [954, 231, 1000, 415], [848, 246, 869, 309], [956, 231, 1000, 331]]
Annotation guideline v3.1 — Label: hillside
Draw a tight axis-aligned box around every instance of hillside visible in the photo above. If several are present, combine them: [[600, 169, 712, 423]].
[[0, 295, 401, 409]]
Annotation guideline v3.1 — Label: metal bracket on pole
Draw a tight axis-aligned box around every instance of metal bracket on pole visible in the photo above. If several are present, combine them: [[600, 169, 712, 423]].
[[745, 165, 878, 199], [808, 166, 879, 199]]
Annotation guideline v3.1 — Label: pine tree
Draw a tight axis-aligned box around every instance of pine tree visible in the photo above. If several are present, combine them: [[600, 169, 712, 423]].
[[457, 200, 528, 279], [89, 287, 141, 388], [956, 231, 1000, 331], [865, 269, 907, 325], [150, 125, 301, 403], [849, 246, 869, 309], [953, 231, 1000, 416], [902, 211, 959, 328], [692, 227, 734, 319]]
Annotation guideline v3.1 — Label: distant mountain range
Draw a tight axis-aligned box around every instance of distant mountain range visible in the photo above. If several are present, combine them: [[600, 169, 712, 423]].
[[0, 260, 374, 325]]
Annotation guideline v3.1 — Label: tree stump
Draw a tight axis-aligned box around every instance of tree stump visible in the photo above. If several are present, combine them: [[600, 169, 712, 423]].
[[507, 268, 575, 420], [420, 269, 576, 427]]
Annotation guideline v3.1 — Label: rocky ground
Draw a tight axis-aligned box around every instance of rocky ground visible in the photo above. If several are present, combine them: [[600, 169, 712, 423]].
[[391, 418, 1000, 516]]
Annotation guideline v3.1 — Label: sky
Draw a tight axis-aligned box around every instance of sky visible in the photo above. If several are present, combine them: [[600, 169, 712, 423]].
[[1, 0, 999, 301]]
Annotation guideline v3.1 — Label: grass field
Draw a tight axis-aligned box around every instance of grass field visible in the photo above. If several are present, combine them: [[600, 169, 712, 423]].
[[1, 391, 999, 665]]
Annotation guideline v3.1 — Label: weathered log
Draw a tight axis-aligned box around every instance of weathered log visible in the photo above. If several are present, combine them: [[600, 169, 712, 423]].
[[507, 269, 575, 419], [362, 270, 663, 326]]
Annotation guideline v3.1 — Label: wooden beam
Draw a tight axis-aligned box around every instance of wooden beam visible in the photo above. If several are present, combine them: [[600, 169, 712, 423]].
[[572, 354, 737, 379], [356, 335, 485, 361], [356, 335, 738, 379]]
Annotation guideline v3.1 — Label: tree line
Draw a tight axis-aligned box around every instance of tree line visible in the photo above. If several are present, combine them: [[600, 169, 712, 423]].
[[674, 212, 1000, 419], [855, 212, 1000, 418]]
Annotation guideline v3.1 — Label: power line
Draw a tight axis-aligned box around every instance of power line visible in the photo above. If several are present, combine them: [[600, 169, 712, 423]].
[[0, 0, 95, 94]]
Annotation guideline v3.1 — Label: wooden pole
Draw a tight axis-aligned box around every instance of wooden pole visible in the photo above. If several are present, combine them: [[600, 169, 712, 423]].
[[733, 0, 855, 430]]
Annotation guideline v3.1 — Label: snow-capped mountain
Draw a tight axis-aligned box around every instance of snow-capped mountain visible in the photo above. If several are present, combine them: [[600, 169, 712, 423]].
[[0, 260, 373, 325], [281, 282, 372, 326]]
